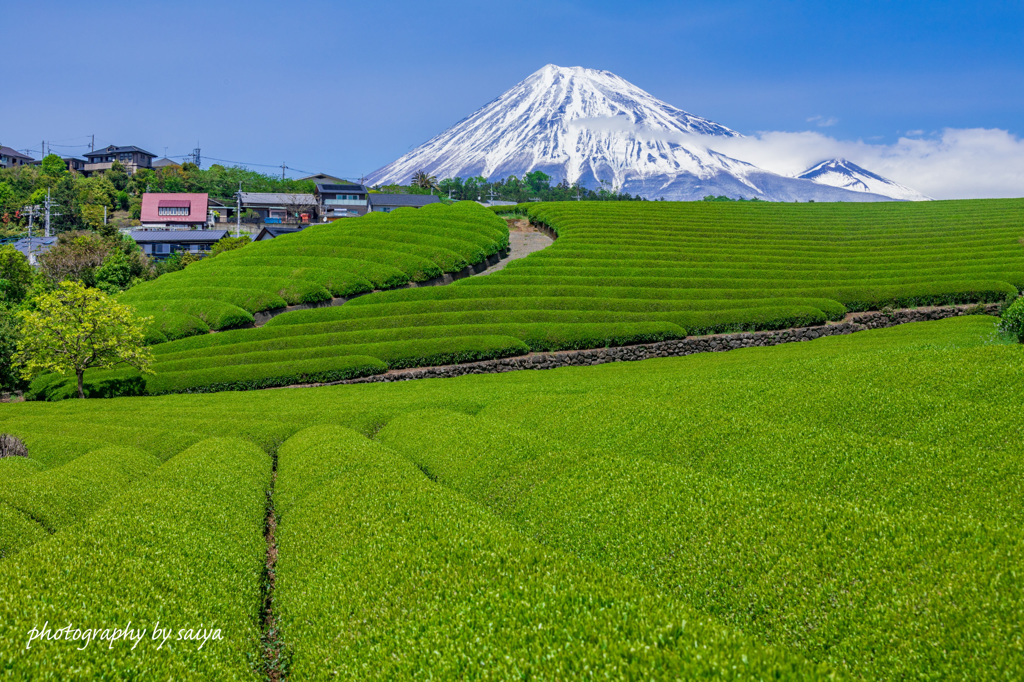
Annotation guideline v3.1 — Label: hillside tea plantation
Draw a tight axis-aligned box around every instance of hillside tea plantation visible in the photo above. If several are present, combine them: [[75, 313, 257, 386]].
[[119, 200, 511, 343], [34, 198, 1023, 399], [1, 316, 1022, 678]]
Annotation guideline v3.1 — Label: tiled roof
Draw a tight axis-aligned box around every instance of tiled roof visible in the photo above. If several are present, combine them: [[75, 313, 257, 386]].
[[0, 146, 34, 161], [238, 192, 317, 206], [128, 230, 229, 243], [316, 183, 367, 193], [84, 145, 156, 159], [140, 193, 209, 223]]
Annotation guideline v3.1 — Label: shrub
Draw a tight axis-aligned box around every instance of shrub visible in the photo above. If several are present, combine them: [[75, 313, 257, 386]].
[[999, 296, 1024, 341], [0, 438, 270, 678]]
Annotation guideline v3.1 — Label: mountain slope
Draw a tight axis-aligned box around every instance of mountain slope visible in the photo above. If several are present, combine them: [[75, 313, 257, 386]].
[[366, 64, 895, 202], [798, 158, 930, 201]]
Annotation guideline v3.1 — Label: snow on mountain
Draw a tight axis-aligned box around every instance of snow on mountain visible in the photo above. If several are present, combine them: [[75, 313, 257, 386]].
[[366, 65, 895, 202], [797, 158, 930, 201]]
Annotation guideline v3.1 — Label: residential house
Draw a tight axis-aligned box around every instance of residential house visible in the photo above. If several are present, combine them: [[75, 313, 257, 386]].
[[63, 157, 87, 173], [83, 145, 156, 175], [238, 192, 319, 224], [140, 192, 211, 229], [152, 157, 181, 170], [129, 229, 230, 260], [254, 226, 307, 241], [207, 197, 236, 224], [368, 193, 441, 213], [314, 183, 369, 219], [0, 146, 34, 169]]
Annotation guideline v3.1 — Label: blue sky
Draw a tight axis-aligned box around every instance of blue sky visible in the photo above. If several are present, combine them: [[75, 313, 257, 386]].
[[1, 0, 1021, 195]]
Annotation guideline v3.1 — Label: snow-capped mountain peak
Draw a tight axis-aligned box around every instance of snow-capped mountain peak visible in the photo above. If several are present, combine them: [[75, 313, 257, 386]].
[[366, 65, 904, 202], [797, 158, 930, 201]]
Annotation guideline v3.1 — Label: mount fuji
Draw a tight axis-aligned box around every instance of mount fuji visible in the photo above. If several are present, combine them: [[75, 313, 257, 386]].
[[366, 65, 918, 202], [797, 158, 931, 201]]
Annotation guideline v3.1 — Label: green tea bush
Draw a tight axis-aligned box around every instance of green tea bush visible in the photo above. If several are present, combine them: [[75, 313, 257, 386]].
[[0, 503, 47, 560], [999, 296, 1024, 341], [0, 445, 158, 533], [114, 202, 509, 340], [273, 425, 823, 679], [146, 354, 388, 394], [0, 438, 270, 678]]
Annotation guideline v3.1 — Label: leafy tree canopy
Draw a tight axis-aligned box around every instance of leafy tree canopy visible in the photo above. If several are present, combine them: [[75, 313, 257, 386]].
[[209, 235, 251, 258], [14, 281, 154, 398]]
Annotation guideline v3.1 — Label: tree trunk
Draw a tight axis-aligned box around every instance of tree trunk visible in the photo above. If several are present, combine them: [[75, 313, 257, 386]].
[[77, 370, 85, 399]]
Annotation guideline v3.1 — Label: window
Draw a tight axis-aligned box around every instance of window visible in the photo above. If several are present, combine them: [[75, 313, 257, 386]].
[[154, 244, 170, 254], [158, 206, 190, 216]]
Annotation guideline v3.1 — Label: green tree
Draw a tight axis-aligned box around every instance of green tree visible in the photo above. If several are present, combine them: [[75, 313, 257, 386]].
[[209, 235, 251, 258], [36, 231, 110, 286], [0, 303, 25, 391], [39, 154, 68, 181], [0, 246, 34, 304], [411, 170, 439, 192], [50, 173, 83, 233], [106, 161, 130, 192], [94, 249, 133, 294], [523, 170, 552, 195], [14, 281, 154, 399]]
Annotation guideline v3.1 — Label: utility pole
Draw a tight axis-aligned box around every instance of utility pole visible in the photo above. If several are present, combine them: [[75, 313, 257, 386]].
[[236, 181, 242, 238], [90, 134, 95, 152], [22, 204, 40, 262], [281, 162, 286, 181], [43, 188, 60, 238]]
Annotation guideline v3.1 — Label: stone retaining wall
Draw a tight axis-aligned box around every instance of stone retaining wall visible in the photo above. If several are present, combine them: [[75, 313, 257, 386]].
[[335, 302, 1001, 386]]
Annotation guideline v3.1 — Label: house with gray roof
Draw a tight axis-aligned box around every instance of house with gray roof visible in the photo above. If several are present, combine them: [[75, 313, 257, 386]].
[[84, 145, 156, 175], [0, 147, 34, 169], [254, 226, 307, 241], [239, 192, 319, 224], [129, 229, 231, 260], [13, 237, 57, 265], [368, 193, 441, 213], [314, 183, 369, 219]]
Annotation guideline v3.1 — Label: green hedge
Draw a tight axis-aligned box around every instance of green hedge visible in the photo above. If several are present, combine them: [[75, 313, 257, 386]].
[[0, 446, 159, 534], [272, 425, 820, 679], [0, 438, 270, 678], [146, 354, 388, 394], [0, 503, 47, 561], [154, 324, 679, 367]]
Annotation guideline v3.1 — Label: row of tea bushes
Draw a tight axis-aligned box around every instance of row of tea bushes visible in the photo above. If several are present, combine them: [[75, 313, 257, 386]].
[[120, 201, 510, 342], [272, 425, 823, 679], [0, 438, 270, 679]]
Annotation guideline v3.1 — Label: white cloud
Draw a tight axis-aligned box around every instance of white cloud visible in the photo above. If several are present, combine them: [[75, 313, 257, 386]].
[[807, 115, 839, 128], [564, 115, 1024, 199], [692, 128, 1024, 199]]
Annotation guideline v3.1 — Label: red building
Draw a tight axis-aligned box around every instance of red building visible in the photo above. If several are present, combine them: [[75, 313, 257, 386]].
[[140, 193, 211, 229]]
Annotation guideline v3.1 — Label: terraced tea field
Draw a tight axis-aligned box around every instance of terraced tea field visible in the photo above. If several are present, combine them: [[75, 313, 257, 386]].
[[36, 198, 1020, 399], [1, 316, 1021, 679], [119, 201, 511, 343]]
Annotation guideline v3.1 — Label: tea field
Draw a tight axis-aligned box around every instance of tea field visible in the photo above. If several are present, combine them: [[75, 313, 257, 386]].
[[1, 315, 1022, 679], [34, 198, 1024, 399]]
